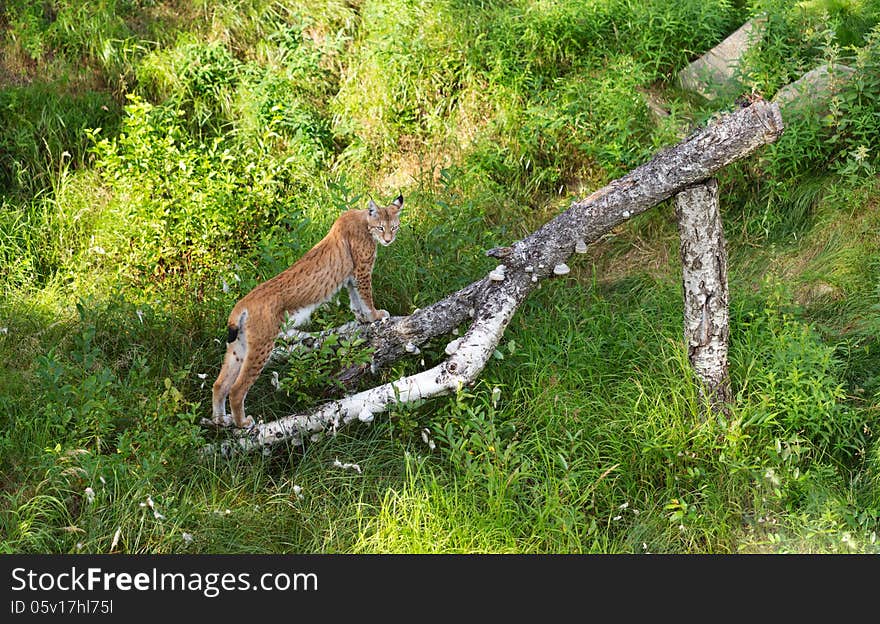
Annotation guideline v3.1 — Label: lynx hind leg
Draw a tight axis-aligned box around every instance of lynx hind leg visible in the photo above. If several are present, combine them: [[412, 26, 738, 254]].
[[228, 321, 276, 429], [211, 310, 248, 427]]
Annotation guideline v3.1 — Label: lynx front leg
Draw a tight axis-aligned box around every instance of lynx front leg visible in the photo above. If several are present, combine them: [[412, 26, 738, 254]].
[[346, 279, 377, 322], [348, 272, 387, 322]]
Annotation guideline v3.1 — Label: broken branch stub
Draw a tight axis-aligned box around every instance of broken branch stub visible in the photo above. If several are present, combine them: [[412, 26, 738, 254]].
[[205, 99, 783, 457]]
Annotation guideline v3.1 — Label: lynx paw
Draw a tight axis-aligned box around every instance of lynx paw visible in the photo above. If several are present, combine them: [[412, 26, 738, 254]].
[[202, 415, 234, 428], [356, 310, 389, 323], [235, 416, 254, 429]]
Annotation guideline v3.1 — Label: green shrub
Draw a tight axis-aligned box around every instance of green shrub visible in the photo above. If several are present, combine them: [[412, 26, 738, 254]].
[[281, 334, 373, 408], [137, 38, 243, 134], [834, 25, 880, 178], [735, 294, 867, 461], [88, 94, 326, 298]]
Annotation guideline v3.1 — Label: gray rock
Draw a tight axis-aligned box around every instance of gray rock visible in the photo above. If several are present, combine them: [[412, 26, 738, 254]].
[[677, 17, 766, 100], [772, 63, 856, 111]]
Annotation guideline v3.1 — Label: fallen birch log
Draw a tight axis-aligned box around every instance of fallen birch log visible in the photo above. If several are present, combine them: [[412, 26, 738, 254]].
[[205, 98, 783, 457]]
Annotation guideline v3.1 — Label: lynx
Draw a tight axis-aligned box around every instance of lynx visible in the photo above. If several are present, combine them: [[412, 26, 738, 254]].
[[211, 195, 403, 428]]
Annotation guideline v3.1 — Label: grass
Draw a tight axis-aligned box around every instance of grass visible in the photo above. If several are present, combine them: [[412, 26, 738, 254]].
[[1, 0, 880, 554]]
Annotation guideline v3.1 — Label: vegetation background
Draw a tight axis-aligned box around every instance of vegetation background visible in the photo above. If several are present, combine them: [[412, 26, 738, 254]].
[[1, 0, 879, 554]]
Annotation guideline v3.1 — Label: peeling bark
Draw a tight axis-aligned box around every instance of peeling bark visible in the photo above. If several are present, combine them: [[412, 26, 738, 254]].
[[675, 179, 732, 414], [203, 99, 783, 457]]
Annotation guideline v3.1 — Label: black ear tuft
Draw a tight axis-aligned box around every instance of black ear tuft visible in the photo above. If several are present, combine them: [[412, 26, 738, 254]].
[[392, 194, 404, 210], [368, 198, 379, 217]]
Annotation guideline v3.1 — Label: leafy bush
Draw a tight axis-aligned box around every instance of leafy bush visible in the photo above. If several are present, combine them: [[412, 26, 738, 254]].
[[281, 334, 373, 407], [834, 25, 880, 177], [137, 38, 243, 134], [723, 13, 880, 241], [737, 3, 880, 175], [428, 386, 523, 502], [736, 294, 867, 461], [88, 94, 325, 298]]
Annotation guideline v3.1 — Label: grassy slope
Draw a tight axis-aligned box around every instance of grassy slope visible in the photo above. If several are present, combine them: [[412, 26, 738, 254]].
[[1, 0, 879, 554]]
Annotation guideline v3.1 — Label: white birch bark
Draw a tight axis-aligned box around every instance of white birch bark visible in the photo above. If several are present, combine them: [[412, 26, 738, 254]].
[[675, 179, 732, 413]]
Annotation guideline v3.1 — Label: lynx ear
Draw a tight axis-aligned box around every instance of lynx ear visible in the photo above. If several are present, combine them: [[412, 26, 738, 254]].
[[391, 194, 403, 213], [367, 198, 379, 218]]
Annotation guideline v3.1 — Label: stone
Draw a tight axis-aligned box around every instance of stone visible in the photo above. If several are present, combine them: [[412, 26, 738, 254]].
[[772, 63, 855, 112], [677, 17, 766, 100]]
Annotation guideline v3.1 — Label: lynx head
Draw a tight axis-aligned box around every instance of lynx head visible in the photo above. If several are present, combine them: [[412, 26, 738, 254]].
[[367, 195, 403, 246]]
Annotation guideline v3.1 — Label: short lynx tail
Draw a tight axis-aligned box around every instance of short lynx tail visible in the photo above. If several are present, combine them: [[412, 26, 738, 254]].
[[227, 325, 239, 343], [227, 309, 248, 343]]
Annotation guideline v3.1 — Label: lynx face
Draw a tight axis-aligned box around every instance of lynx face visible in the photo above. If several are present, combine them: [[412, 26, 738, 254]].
[[367, 195, 403, 246]]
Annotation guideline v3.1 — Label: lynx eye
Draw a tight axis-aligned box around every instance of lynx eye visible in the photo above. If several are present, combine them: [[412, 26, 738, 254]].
[[377, 226, 385, 232], [391, 225, 399, 232]]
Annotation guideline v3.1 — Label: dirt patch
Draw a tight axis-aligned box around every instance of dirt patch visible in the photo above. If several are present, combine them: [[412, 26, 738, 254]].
[[378, 133, 453, 190], [794, 280, 842, 306], [586, 230, 676, 284], [0, 43, 38, 87], [0, 40, 108, 93]]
